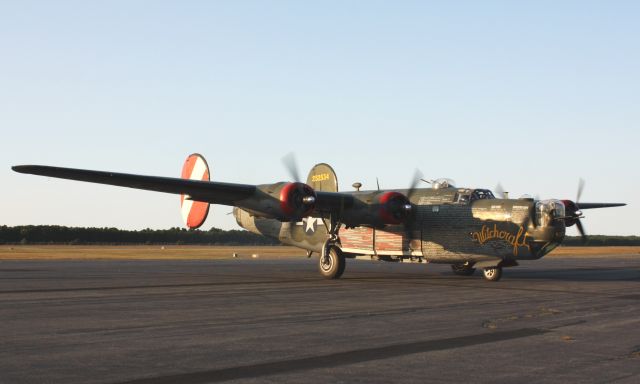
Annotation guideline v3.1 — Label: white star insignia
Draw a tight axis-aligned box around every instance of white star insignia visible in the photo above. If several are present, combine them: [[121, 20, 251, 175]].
[[303, 217, 318, 233]]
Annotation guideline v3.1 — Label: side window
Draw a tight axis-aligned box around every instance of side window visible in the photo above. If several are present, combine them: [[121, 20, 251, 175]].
[[470, 189, 495, 201], [457, 194, 470, 204]]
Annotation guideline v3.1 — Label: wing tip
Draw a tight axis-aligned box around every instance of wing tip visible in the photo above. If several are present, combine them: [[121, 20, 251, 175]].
[[12, 165, 28, 173], [12, 165, 48, 175]]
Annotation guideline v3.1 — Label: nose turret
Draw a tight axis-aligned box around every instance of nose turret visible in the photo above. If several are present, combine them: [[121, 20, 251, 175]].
[[528, 199, 567, 258], [535, 199, 566, 227]]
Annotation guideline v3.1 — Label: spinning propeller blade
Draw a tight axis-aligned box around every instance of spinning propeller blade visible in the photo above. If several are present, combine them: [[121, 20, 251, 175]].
[[576, 178, 585, 203], [574, 178, 587, 243], [406, 169, 423, 201], [403, 169, 423, 245], [280, 153, 317, 237], [282, 152, 301, 182], [561, 179, 588, 243], [575, 219, 587, 244]]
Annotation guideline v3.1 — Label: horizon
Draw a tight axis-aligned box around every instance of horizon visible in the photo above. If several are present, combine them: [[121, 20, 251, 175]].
[[2, 224, 639, 238]]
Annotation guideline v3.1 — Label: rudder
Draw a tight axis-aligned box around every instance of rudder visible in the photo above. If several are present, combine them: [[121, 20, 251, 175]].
[[306, 163, 338, 192], [180, 153, 210, 229]]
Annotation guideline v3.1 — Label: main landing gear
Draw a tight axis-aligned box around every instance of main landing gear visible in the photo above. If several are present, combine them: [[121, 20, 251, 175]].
[[318, 243, 345, 279], [318, 220, 346, 279]]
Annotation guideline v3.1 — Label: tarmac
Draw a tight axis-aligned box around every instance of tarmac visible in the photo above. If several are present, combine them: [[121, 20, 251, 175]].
[[1, 254, 639, 383]]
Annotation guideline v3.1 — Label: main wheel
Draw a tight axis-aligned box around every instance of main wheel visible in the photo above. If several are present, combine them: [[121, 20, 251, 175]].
[[319, 245, 345, 279], [482, 267, 502, 282], [451, 263, 476, 276]]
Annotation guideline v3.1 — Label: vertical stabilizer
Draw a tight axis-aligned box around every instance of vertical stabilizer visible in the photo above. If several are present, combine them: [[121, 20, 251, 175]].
[[306, 163, 338, 192], [180, 153, 210, 229]]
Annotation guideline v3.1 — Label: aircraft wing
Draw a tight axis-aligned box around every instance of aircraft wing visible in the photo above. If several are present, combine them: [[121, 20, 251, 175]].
[[12, 165, 256, 206], [577, 203, 626, 209], [11, 164, 355, 214]]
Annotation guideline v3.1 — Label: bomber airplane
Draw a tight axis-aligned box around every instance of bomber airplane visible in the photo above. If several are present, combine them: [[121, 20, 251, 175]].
[[12, 154, 625, 281]]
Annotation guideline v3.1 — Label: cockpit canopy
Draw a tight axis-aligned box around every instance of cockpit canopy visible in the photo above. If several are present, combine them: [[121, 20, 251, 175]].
[[471, 189, 495, 201], [455, 188, 495, 204]]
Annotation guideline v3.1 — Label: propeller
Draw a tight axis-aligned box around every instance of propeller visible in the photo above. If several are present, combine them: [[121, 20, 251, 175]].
[[562, 178, 587, 244], [575, 219, 586, 243], [574, 178, 587, 243], [279, 153, 318, 239], [376, 169, 422, 226], [559, 178, 626, 243], [282, 152, 301, 182], [576, 178, 585, 203], [402, 169, 424, 247], [407, 169, 423, 201]]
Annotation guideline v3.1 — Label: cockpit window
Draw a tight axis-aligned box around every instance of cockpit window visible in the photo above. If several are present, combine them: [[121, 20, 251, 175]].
[[470, 189, 495, 201]]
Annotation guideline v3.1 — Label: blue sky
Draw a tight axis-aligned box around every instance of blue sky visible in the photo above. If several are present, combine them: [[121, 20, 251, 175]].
[[1, 1, 638, 235]]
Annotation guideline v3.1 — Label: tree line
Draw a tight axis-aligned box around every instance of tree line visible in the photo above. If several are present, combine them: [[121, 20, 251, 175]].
[[0, 225, 279, 245], [561, 235, 640, 246], [0, 225, 638, 246]]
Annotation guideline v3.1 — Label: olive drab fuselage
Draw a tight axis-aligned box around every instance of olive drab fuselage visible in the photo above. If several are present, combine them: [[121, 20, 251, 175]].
[[234, 185, 566, 266]]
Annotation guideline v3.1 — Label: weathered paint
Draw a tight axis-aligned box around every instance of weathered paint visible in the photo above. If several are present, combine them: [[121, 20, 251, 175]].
[[235, 186, 566, 265]]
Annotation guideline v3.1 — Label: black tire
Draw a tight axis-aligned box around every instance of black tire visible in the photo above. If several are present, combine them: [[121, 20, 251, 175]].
[[451, 263, 476, 276], [335, 251, 346, 278], [319, 246, 345, 279], [482, 267, 502, 282]]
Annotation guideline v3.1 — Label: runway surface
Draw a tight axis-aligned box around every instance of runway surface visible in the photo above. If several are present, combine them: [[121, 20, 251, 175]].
[[1, 255, 639, 383]]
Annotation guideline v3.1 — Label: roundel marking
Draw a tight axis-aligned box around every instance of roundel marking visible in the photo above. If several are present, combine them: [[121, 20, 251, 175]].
[[180, 153, 210, 229]]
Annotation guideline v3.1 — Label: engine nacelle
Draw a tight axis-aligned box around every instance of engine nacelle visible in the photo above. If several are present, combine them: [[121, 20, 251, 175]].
[[241, 181, 317, 221], [279, 182, 317, 219], [377, 191, 412, 225], [338, 190, 414, 228]]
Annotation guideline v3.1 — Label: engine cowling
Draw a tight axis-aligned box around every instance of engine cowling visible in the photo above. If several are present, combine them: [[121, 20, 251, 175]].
[[377, 191, 412, 225], [279, 182, 317, 219]]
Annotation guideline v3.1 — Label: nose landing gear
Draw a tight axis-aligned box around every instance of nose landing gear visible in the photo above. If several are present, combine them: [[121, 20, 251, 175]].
[[451, 262, 502, 281], [482, 266, 503, 282]]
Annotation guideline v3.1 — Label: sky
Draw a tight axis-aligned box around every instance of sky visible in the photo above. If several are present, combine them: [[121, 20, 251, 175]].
[[1, 1, 638, 235]]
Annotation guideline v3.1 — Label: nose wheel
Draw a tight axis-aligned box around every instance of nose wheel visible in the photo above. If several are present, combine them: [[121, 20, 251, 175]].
[[482, 266, 503, 282]]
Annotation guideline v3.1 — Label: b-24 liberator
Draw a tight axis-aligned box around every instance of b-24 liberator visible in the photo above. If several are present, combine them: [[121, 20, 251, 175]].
[[12, 154, 625, 281]]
